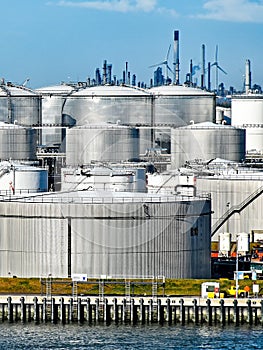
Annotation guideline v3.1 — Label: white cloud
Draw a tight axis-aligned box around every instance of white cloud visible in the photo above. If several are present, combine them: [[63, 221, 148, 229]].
[[51, 0, 178, 15], [196, 0, 263, 23]]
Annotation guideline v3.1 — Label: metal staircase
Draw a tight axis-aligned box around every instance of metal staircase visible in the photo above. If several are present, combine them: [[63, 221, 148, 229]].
[[211, 185, 263, 237]]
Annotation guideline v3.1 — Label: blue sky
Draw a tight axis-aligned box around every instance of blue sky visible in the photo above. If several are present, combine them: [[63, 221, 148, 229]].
[[0, 0, 262, 90]]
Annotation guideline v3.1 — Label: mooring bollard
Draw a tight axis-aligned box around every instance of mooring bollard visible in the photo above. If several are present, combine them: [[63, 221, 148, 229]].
[[7, 297, 13, 323], [247, 299, 253, 325], [166, 298, 171, 323], [193, 299, 199, 325], [60, 298, 65, 324], [33, 297, 39, 323], [220, 299, 226, 326], [86, 298, 92, 323], [42, 298, 47, 322], [233, 299, 239, 326], [20, 297, 26, 323], [113, 298, 118, 323], [139, 298, 145, 323], [179, 299, 185, 325]]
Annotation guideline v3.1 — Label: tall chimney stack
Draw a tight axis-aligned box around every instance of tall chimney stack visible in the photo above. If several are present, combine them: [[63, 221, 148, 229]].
[[245, 59, 251, 94], [201, 44, 206, 89], [174, 30, 180, 85]]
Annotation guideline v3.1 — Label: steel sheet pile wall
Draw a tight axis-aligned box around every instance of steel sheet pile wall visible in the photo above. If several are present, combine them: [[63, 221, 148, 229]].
[[0, 196, 211, 278], [66, 126, 140, 166], [0, 127, 36, 160]]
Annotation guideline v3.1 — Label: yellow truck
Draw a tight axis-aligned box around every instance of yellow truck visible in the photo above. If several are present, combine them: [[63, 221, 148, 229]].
[[226, 285, 246, 298]]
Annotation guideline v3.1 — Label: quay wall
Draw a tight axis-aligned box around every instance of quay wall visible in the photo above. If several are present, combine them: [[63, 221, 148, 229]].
[[1, 296, 263, 326]]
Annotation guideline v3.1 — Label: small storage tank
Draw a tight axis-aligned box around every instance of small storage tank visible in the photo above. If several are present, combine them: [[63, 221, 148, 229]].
[[0, 81, 41, 126], [66, 124, 140, 166], [170, 122, 246, 168], [0, 122, 36, 160], [0, 162, 48, 194], [232, 94, 263, 152]]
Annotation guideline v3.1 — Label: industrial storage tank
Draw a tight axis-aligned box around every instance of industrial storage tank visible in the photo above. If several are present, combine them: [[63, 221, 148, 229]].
[[170, 122, 246, 168], [0, 161, 48, 194], [150, 85, 216, 126], [0, 122, 36, 160], [62, 85, 153, 126], [0, 80, 41, 126], [66, 124, 140, 166], [0, 191, 211, 278], [36, 83, 79, 147], [231, 94, 263, 152]]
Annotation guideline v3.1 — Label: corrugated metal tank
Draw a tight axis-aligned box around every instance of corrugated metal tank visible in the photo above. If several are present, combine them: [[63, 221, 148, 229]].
[[196, 174, 263, 241], [0, 162, 48, 194], [0, 82, 41, 126], [232, 94, 263, 152], [0, 123, 36, 160], [150, 85, 216, 126], [36, 83, 78, 146], [0, 193, 211, 278], [170, 122, 246, 168], [66, 125, 140, 166]]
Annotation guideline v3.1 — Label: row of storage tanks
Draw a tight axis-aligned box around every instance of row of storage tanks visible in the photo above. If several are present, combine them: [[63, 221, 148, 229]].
[[0, 82, 247, 167]]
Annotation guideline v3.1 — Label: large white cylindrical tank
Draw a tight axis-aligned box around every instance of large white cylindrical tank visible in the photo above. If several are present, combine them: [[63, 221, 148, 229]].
[[170, 122, 246, 168], [0, 82, 41, 126], [0, 123, 36, 160], [66, 125, 140, 166], [63, 85, 153, 126], [0, 193, 211, 278], [232, 95, 263, 152], [150, 85, 216, 126], [0, 162, 48, 194]]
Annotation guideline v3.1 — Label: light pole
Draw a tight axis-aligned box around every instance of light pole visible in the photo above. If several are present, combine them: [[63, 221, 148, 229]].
[[235, 234, 239, 298]]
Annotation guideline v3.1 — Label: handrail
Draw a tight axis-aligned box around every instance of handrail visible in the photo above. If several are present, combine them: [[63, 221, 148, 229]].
[[211, 185, 263, 236]]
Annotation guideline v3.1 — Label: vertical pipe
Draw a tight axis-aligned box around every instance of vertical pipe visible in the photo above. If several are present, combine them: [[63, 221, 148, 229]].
[[166, 298, 171, 323], [113, 298, 118, 323], [174, 30, 180, 85], [139, 298, 145, 323], [206, 299, 212, 325], [60, 297, 65, 324], [86, 298, 92, 323], [95, 298, 100, 322], [122, 299, 126, 323], [233, 299, 239, 326], [202, 44, 206, 89], [42, 298, 47, 322], [247, 300, 253, 325], [148, 299, 153, 323], [179, 299, 185, 325], [220, 299, 226, 326], [193, 299, 199, 324], [69, 298, 73, 322]]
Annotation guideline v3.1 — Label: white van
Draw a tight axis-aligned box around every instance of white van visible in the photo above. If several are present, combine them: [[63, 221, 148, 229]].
[[201, 282, 220, 298]]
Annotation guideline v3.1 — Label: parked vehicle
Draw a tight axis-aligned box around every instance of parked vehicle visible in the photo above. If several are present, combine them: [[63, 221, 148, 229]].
[[201, 282, 220, 298]]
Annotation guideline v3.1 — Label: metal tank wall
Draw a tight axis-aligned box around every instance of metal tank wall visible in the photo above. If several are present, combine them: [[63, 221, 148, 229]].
[[196, 176, 263, 241], [62, 85, 153, 126], [150, 86, 216, 126], [170, 123, 246, 168], [0, 84, 41, 126], [231, 95, 263, 152], [66, 125, 140, 166], [0, 125, 36, 160], [0, 195, 211, 278], [36, 84, 78, 147]]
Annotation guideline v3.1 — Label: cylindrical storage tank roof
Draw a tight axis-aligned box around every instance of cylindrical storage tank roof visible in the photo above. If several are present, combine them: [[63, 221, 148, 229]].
[[0, 123, 36, 160], [170, 122, 246, 168], [232, 95, 263, 152], [62, 85, 152, 126], [0, 83, 41, 126], [149, 85, 216, 126], [66, 124, 140, 166]]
